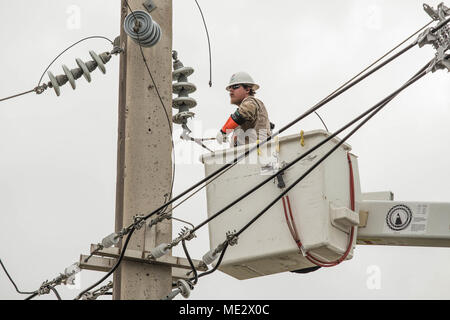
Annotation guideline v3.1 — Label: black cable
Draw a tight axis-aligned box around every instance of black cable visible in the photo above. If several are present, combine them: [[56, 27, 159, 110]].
[[74, 227, 136, 300], [235, 64, 430, 240], [181, 239, 198, 285], [0, 259, 36, 295], [50, 287, 62, 300], [194, 0, 213, 87]]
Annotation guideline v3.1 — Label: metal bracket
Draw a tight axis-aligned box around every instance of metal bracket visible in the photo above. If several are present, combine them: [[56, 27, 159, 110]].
[[133, 214, 146, 230], [226, 230, 239, 246], [81, 244, 208, 272], [143, 0, 157, 13]]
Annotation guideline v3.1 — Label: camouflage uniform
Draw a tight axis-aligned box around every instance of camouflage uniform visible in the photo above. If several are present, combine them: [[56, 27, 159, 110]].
[[230, 96, 271, 147]]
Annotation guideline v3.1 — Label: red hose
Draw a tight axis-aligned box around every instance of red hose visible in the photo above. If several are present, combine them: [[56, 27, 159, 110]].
[[282, 152, 356, 268]]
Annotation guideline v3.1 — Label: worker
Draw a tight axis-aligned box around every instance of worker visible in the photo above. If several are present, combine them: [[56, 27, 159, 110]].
[[216, 72, 272, 147]]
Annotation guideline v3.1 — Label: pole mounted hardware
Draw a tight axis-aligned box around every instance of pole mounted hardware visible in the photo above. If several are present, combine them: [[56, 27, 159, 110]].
[[172, 50, 197, 126], [147, 227, 196, 260], [123, 10, 161, 48], [418, 3, 450, 72], [45, 40, 121, 97], [143, 0, 157, 13]]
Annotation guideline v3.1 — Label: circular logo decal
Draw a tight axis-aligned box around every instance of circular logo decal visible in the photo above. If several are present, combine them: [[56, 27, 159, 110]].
[[386, 204, 413, 231]]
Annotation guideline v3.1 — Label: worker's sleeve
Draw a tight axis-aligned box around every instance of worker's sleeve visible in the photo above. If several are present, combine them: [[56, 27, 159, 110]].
[[238, 99, 258, 123]]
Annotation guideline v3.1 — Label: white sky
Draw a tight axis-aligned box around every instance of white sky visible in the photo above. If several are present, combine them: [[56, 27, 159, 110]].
[[0, 0, 449, 300]]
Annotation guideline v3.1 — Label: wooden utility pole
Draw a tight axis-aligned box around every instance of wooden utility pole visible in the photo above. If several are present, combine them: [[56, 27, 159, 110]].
[[113, 0, 173, 300]]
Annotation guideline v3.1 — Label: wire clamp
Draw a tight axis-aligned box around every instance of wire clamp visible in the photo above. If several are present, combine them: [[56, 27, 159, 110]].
[[34, 83, 49, 95], [82, 281, 113, 300], [226, 230, 238, 246], [169, 227, 196, 249], [132, 214, 146, 230], [148, 213, 170, 229]]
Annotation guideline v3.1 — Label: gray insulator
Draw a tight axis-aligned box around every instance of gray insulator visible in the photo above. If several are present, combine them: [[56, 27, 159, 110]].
[[172, 82, 197, 95], [62, 65, 76, 89], [172, 67, 194, 81], [173, 97, 197, 110], [76, 58, 92, 82], [47, 71, 61, 96], [101, 233, 120, 248], [124, 10, 162, 48], [149, 243, 169, 259], [202, 249, 219, 265], [177, 280, 191, 298]]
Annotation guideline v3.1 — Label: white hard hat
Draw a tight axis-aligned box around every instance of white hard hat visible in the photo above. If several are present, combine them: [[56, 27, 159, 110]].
[[226, 72, 260, 91]]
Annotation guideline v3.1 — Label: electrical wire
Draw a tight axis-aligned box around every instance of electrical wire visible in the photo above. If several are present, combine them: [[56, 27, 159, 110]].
[[314, 111, 329, 132], [194, 0, 213, 87], [0, 89, 37, 103], [181, 239, 198, 285], [50, 287, 62, 300], [74, 227, 136, 300], [0, 259, 36, 295]]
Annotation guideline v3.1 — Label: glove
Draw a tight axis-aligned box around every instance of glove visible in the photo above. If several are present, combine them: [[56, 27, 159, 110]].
[[216, 130, 228, 144]]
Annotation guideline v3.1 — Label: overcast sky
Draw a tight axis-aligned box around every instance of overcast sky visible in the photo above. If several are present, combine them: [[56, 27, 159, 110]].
[[0, 0, 449, 300]]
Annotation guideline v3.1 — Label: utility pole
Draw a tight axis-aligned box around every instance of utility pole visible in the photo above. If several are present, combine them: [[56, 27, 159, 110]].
[[113, 0, 173, 300]]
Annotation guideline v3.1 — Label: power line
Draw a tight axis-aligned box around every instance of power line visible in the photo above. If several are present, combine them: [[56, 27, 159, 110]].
[[0, 258, 36, 295], [194, 0, 213, 87]]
